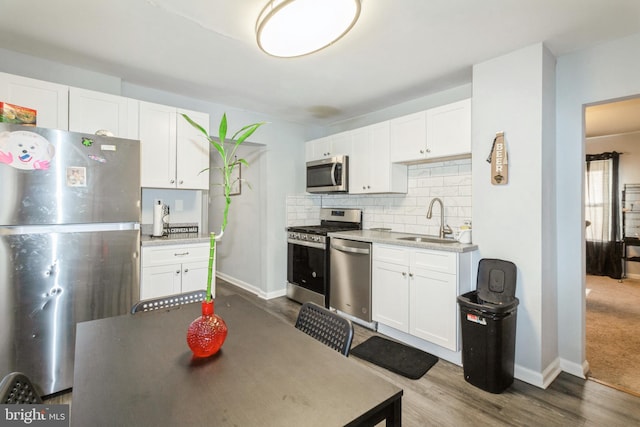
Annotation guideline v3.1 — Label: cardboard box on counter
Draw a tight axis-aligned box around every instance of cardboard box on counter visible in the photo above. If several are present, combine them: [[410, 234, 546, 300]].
[[0, 102, 37, 126]]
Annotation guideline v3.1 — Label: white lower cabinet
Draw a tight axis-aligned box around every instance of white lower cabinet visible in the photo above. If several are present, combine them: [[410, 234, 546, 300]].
[[141, 243, 211, 300], [373, 244, 466, 351]]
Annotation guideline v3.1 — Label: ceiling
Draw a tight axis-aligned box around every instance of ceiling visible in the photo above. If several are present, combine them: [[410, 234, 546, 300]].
[[585, 97, 640, 138], [1, 0, 640, 126]]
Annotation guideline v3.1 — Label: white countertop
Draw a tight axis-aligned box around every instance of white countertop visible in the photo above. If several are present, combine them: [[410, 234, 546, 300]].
[[140, 233, 211, 247], [328, 230, 478, 253]]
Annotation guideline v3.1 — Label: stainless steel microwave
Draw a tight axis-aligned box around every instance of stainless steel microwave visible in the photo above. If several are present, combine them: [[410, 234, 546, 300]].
[[306, 155, 348, 193]]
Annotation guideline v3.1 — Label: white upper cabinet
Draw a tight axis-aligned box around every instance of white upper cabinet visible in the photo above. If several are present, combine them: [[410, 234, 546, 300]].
[[350, 122, 407, 194], [0, 72, 68, 130], [389, 111, 427, 163], [331, 131, 352, 157], [69, 87, 139, 139], [139, 101, 210, 190], [176, 108, 210, 190], [390, 98, 471, 163], [305, 131, 353, 163], [305, 136, 334, 162], [425, 98, 471, 159]]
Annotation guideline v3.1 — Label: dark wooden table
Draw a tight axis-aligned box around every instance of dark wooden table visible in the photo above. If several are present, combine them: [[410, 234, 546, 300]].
[[71, 294, 402, 426]]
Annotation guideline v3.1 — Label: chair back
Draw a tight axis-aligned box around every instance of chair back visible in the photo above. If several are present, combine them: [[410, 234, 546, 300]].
[[131, 290, 207, 314], [295, 302, 354, 356], [0, 372, 43, 404]]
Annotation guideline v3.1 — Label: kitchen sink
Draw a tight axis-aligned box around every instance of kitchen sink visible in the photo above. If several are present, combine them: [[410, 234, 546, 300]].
[[397, 235, 457, 244]]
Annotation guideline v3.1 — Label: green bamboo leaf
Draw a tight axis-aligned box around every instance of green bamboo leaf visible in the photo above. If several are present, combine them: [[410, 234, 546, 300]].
[[219, 113, 228, 144], [232, 122, 266, 145], [182, 113, 210, 138]]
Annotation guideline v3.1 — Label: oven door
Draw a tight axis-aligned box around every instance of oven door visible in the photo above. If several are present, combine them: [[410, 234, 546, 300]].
[[287, 239, 327, 300]]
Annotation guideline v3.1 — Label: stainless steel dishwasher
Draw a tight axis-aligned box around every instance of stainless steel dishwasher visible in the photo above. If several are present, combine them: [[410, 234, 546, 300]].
[[329, 238, 372, 323]]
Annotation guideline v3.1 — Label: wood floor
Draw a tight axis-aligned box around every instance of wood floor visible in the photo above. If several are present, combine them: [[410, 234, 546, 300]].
[[46, 279, 640, 426]]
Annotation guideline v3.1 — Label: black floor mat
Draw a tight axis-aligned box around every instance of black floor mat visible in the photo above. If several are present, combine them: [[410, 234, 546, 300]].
[[350, 336, 438, 379]]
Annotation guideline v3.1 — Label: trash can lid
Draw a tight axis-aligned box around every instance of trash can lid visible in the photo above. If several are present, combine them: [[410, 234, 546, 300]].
[[476, 258, 517, 305]]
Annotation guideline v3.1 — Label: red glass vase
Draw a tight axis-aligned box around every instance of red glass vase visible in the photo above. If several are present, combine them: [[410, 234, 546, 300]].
[[187, 300, 228, 358]]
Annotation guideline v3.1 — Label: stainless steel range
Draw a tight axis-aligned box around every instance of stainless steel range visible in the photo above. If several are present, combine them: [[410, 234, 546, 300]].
[[287, 208, 362, 307]]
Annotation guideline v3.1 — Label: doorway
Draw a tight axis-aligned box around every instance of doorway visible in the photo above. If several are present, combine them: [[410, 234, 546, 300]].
[[584, 95, 640, 396]]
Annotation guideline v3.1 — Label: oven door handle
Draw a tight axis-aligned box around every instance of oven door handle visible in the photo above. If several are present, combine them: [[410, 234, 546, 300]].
[[288, 239, 326, 250], [330, 242, 370, 255]]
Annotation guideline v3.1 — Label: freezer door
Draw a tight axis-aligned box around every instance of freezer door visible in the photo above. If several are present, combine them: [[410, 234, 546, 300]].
[[0, 227, 140, 396], [0, 124, 140, 226]]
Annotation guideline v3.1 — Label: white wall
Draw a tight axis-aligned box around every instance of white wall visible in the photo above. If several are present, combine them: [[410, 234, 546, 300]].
[[210, 143, 268, 295], [472, 43, 558, 388], [556, 32, 640, 377]]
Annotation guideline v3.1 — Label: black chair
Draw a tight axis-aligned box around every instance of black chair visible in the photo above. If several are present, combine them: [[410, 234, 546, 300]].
[[295, 302, 354, 356], [131, 290, 207, 314], [0, 372, 43, 404]]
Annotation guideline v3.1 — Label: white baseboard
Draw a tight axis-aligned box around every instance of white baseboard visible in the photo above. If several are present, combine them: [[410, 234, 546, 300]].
[[560, 357, 589, 379], [216, 272, 286, 300]]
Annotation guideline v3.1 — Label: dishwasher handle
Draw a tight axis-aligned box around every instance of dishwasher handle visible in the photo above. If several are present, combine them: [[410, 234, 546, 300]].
[[330, 241, 371, 255]]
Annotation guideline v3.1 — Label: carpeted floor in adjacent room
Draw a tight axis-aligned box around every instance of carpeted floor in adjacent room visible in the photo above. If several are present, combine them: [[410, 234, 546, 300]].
[[586, 275, 640, 395]]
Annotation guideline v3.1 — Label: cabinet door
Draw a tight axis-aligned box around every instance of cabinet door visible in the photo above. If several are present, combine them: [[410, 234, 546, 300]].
[[305, 136, 333, 162], [69, 87, 138, 138], [389, 111, 427, 163], [372, 260, 409, 332], [349, 127, 370, 194], [331, 131, 352, 156], [0, 72, 68, 130], [426, 98, 471, 159], [180, 260, 211, 295], [139, 101, 177, 188], [409, 267, 458, 350], [176, 109, 210, 190], [141, 263, 182, 300]]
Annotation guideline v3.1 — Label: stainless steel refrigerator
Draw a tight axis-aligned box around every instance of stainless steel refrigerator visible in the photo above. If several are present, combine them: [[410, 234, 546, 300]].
[[0, 124, 140, 397]]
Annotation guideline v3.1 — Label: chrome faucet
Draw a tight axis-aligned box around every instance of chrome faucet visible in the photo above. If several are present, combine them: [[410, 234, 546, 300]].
[[426, 198, 453, 239]]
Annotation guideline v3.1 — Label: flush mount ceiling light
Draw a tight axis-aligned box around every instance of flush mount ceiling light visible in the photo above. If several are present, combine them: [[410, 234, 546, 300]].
[[256, 0, 361, 58]]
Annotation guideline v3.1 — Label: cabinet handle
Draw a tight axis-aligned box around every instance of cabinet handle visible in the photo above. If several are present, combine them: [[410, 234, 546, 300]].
[[402, 272, 407, 277], [426, 148, 431, 153], [174, 252, 190, 256], [179, 180, 183, 184], [184, 269, 189, 273], [176, 270, 180, 275], [409, 273, 414, 278], [170, 179, 175, 184], [420, 149, 424, 154]]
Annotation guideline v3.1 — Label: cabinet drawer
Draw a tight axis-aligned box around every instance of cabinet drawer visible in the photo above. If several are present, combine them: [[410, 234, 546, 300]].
[[142, 243, 209, 266], [412, 249, 457, 275], [373, 244, 410, 265]]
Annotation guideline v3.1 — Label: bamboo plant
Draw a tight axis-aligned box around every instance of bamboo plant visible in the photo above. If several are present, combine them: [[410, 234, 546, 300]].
[[182, 113, 265, 302]]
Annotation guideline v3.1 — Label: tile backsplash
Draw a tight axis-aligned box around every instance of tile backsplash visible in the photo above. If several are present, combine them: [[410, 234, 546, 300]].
[[286, 159, 472, 235]]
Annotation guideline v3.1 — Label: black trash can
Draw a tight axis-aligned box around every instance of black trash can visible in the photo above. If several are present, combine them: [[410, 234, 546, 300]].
[[457, 258, 519, 393]]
